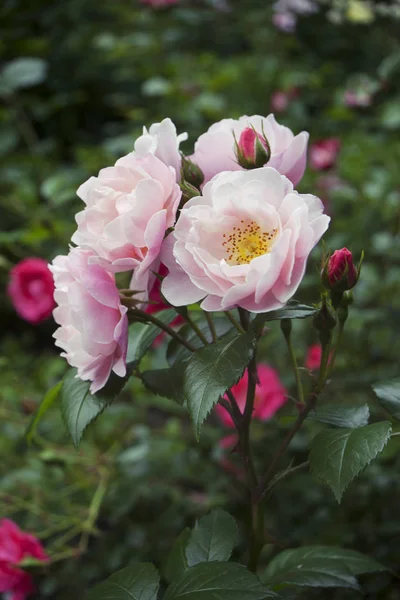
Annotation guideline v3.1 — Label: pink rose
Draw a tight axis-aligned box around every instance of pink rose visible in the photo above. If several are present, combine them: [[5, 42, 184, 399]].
[[270, 88, 298, 113], [7, 258, 55, 324], [305, 344, 322, 370], [50, 247, 128, 394], [216, 364, 287, 427], [0, 519, 48, 600], [134, 118, 188, 181], [272, 12, 297, 32], [310, 138, 341, 171], [191, 114, 309, 187], [71, 152, 181, 302], [162, 167, 330, 312]]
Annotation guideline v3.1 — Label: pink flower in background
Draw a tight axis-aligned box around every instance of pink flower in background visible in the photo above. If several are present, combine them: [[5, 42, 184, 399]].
[[50, 248, 128, 394], [344, 89, 372, 108], [191, 114, 309, 186], [272, 12, 297, 32], [71, 152, 181, 302], [310, 138, 341, 171], [305, 344, 322, 370], [134, 118, 188, 181], [162, 167, 330, 312], [215, 364, 287, 428], [0, 519, 48, 600], [270, 88, 299, 113], [7, 258, 55, 324]]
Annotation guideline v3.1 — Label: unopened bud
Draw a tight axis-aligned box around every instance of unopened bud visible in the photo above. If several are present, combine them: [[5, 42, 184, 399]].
[[181, 155, 204, 189], [322, 248, 359, 293], [313, 295, 337, 332], [234, 126, 271, 170], [180, 180, 200, 205]]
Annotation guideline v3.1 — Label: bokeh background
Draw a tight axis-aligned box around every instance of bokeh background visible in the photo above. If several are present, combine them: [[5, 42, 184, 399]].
[[1, 0, 400, 598]]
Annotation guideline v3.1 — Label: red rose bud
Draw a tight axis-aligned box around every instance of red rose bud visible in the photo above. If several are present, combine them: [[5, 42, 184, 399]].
[[327, 248, 358, 291], [235, 127, 271, 169]]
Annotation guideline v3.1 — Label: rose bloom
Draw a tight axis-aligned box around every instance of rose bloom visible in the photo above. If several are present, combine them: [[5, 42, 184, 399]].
[[216, 364, 288, 428], [191, 114, 309, 187], [162, 167, 330, 312], [8, 258, 55, 324], [309, 138, 341, 171], [50, 247, 128, 394], [305, 344, 322, 370], [133, 118, 188, 181], [0, 519, 48, 600], [71, 152, 181, 302]]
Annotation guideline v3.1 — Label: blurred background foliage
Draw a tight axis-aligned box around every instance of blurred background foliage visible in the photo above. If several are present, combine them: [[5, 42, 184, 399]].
[[1, 0, 400, 598]]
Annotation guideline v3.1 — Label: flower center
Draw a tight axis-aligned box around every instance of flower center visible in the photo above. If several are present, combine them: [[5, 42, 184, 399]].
[[222, 220, 278, 266]]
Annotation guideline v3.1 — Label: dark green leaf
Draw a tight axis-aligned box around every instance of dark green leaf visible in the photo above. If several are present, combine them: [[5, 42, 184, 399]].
[[184, 330, 256, 438], [186, 509, 238, 567], [26, 381, 63, 443], [86, 563, 159, 600], [142, 365, 186, 405], [253, 302, 316, 329], [2, 58, 47, 90], [126, 309, 176, 366], [167, 316, 233, 366], [262, 545, 386, 590], [309, 422, 392, 502], [164, 562, 276, 600], [308, 404, 370, 428], [164, 528, 191, 583], [372, 380, 400, 420]]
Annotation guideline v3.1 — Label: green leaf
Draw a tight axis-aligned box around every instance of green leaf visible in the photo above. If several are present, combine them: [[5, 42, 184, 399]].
[[167, 316, 233, 366], [86, 563, 159, 600], [164, 562, 276, 600], [142, 364, 186, 405], [308, 404, 370, 428], [185, 509, 238, 567], [164, 528, 191, 583], [262, 545, 386, 590], [309, 422, 392, 502], [2, 58, 47, 90], [372, 380, 400, 420], [26, 381, 63, 443], [184, 330, 256, 438], [126, 309, 176, 366], [253, 302, 316, 329]]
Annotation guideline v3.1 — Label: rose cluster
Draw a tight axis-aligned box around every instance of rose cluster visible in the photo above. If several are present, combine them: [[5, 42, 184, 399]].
[[50, 114, 330, 393]]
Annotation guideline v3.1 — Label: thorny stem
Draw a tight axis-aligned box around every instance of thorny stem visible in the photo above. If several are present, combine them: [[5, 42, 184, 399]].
[[224, 310, 246, 334], [204, 311, 218, 343], [127, 305, 197, 352]]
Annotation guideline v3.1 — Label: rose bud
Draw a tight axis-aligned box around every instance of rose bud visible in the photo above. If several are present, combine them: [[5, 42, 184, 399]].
[[181, 155, 204, 189], [8, 257, 55, 324], [326, 248, 358, 292], [234, 126, 271, 170]]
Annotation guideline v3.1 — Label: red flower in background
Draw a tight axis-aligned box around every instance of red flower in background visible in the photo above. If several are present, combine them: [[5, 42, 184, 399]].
[[0, 519, 48, 600], [215, 364, 287, 428], [8, 258, 55, 324], [310, 138, 341, 171], [145, 264, 183, 346], [305, 344, 323, 370]]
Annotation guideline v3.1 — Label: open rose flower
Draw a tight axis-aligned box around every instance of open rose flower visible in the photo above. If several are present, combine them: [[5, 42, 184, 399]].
[[134, 118, 188, 181], [216, 364, 287, 427], [0, 519, 48, 600], [191, 114, 308, 186], [50, 247, 128, 393], [71, 152, 181, 302], [8, 258, 55, 324], [162, 167, 330, 312]]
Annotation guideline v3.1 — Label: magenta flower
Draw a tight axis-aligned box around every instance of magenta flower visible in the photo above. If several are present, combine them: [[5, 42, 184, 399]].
[[8, 258, 55, 324], [310, 138, 341, 171]]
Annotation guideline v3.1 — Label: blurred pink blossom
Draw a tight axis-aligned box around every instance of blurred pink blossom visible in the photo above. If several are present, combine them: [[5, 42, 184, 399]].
[[0, 519, 48, 600], [141, 0, 179, 7], [305, 344, 322, 370], [215, 364, 287, 428], [8, 258, 55, 325], [310, 138, 341, 171]]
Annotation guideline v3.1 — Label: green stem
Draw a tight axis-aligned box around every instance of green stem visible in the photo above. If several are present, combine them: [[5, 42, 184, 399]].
[[204, 311, 217, 343], [326, 322, 344, 378], [181, 309, 210, 346], [224, 311, 246, 334], [281, 320, 305, 404], [129, 307, 197, 352]]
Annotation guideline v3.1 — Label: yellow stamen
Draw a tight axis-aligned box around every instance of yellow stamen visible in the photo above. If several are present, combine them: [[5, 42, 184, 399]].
[[222, 220, 278, 265]]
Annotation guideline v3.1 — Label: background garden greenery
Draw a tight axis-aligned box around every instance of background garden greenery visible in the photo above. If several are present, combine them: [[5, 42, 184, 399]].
[[1, 0, 400, 598]]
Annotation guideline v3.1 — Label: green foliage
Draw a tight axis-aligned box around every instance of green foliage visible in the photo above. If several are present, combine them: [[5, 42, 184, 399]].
[[26, 380, 63, 443], [308, 403, 370, 428], [127, 310, 177, 366], [184, 330, 256, 438], [164, 529, 191, 583], [185, 509, 238, 567], [309, 422, 392, 502], [372, 380, 400, 420], [164, 562, 275, 600], [86, 563, 159, 600], [262, 545, 386, 590]]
